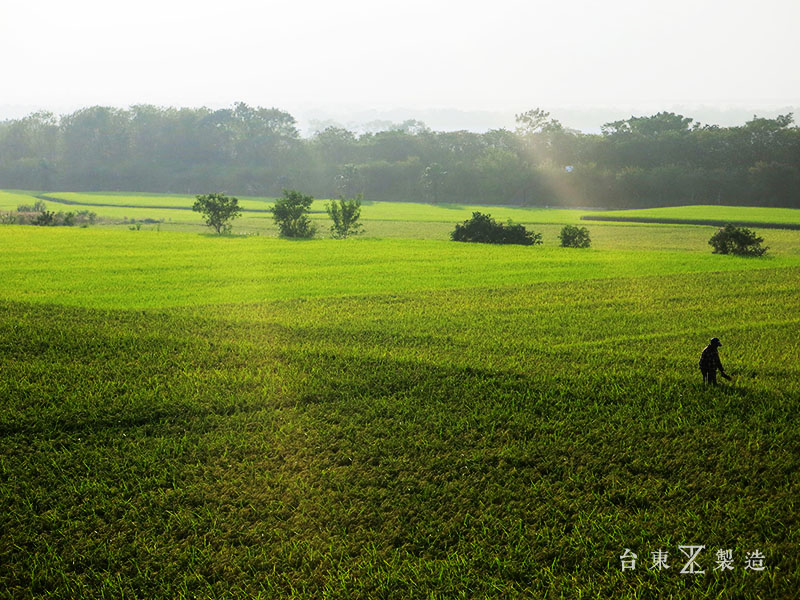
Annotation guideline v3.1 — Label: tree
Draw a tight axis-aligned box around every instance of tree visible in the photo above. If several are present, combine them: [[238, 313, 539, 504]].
[[708, 224, 768, 257], [335, 164, 363, 198], [313, 127, 358, 165], [559, 225, 591, 248], [326, 195, 364, 239], [192, 192, 241, 234], [451, 212, 542, 245], [601, 112, 693, 138], [421, 162, 447, 202], [515, 108, 562, 136], [271, 189, 316, 238]]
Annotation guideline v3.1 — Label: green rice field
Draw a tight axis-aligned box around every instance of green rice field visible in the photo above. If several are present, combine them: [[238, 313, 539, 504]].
[[583, 205, 800, 228], [1, 191, 799, 598]]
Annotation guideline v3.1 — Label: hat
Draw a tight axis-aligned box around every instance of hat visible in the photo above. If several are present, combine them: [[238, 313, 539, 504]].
[[710, 337, 721, 347]]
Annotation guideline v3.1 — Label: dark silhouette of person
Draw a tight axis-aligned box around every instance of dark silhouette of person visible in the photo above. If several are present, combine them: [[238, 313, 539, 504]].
[[699, 337, 731, 384]]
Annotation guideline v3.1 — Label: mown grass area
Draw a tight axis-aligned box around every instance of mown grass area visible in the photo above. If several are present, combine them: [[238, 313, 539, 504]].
[[2, 202, 799, 598], [583, 205, 800, 227]]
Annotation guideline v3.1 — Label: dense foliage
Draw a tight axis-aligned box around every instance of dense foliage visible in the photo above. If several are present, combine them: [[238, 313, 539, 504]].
[[559, 224, 591, 248], [451, 211, 542, 245], [271, 189, 316, 238], [709, 224, 769, 256], [326, 195, 364, 239], [192, 192, 241, 235], [1, 104, 799, 208]]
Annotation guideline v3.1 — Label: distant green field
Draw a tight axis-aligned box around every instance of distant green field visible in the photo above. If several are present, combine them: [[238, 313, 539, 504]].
[[2, 196, 800, 597], [35, 191, 588, 226], [40, 192, 276, 212], [0, 190, 46, 211], [3, 227, 800, 309], [583, 205, 800, 226]]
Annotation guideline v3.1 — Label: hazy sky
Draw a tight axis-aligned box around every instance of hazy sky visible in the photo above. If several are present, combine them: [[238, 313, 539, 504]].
[[2, 0, 799, 118]]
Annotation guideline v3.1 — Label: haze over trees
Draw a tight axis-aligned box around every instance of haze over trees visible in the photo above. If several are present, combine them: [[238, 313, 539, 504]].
[[1, 103, 798, 209]]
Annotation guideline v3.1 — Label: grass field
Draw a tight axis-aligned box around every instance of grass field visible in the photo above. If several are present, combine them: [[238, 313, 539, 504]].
[[583, 205, 800, 228], [2, 194, 799, 598], [3, 191, 591, 238]]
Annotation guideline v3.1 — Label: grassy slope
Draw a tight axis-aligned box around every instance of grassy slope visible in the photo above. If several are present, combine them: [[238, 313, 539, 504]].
[[584, 205, 800, 225], [0, 190, 46, 211], [1, 203, 800, 598]]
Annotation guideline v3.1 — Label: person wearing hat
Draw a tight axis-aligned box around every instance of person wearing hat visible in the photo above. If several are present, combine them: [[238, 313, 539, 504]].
[[699, 337, 731, 384]]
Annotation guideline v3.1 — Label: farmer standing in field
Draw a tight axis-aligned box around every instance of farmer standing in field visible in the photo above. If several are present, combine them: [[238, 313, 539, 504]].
[[699, 337, 731, 385]]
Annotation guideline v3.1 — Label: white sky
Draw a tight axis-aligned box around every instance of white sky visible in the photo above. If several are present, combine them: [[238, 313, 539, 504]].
[[2, 0, 799, 117]]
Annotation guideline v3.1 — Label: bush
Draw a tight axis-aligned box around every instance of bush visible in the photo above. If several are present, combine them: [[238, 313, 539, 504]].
[[326, 195, 363, 239], [17, 199, 47, 213], [271, 189, 316, 238], [192, 192, 241, 235], [33, 211, 56, 226], [559, 225, 591, 248], [75, 210, 97, 226], [451, 212, 542, 246], [709, 224, 768, 257], [2, 209, 97, 227]]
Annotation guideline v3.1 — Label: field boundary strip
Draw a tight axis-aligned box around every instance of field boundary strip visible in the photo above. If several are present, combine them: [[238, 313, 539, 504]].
[[34, 194, 326, 215], [580, 215, 800, 230]]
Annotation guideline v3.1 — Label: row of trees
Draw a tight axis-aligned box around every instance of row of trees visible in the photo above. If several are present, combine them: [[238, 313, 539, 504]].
[[193, 191, 363, 239], [1, 104, 799, 208]]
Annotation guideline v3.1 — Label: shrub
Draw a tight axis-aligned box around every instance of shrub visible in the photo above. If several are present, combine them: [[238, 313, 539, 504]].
[[3, 207, 97, 227], [17, 199, 47, 213], [271, 189, 316, 238], [451, 212, 542, 246], [326, 195, 364, 239], [192, 193, 241, 235], [559, 225, 591, 248], [709, 224, 768, 257], [75, 210, 97, 226], [33, 211, 56, 226]]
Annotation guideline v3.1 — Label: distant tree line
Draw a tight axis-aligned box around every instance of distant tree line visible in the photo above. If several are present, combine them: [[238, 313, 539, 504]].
[[1, 103, 798, 208]]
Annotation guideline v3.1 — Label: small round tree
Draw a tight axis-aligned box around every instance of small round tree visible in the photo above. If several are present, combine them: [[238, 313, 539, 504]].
[[271, 189, 316, 238], [559, 225, 591, 248], [709, 224, 768, 257], [192, 193, 241, 235]]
